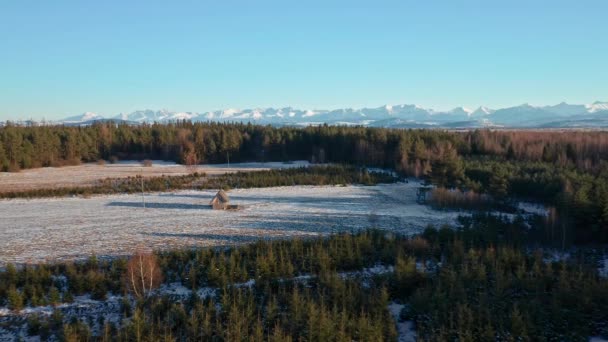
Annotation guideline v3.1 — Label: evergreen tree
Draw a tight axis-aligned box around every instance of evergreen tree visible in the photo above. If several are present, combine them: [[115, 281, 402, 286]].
[[7, 286, 23, 311], [48, 286, 61, 306], [430, 144, 464, 188], [488, 166, 509, 199], [0, 142, 8, 171], [509, 305, 529, 340]]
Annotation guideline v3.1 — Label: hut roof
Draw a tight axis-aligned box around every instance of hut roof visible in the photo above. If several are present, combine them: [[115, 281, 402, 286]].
[[211, 190, 230, 204]]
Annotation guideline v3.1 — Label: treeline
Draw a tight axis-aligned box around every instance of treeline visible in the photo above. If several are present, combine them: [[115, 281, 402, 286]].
[[0, 166, 397, 199], [203, 166, 397, 190], [426, 187, 501, 212], [3, 122, 608, 174], [465, 129, 608, 173], [0, 121, 456, 173], [1, 220, 606, 341]]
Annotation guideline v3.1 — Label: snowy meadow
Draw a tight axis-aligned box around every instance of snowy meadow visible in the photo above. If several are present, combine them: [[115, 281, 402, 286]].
[[0, 182, 461, 266]]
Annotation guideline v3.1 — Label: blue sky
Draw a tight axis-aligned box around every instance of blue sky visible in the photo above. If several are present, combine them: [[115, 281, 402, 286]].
[[1, 0, 607, 120]]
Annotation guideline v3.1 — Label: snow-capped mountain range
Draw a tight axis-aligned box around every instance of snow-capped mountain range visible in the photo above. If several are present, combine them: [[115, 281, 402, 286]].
[[57, 101, 608, 128]]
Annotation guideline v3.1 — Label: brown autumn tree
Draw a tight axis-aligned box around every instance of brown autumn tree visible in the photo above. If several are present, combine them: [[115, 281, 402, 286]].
[[125, 250, 163, 299], [182, 141, 200, 173]]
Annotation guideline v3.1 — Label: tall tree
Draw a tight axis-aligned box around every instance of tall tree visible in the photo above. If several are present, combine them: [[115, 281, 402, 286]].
[[124, 250, 163, 299], [0, 141, 8, 171]]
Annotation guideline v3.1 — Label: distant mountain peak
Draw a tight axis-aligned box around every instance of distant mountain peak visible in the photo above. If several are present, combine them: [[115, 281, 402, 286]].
[[62, 112, 104, 123], [587, 101, 608, 113], [448, 106, 473, 114], [470, 106, 494, 117]]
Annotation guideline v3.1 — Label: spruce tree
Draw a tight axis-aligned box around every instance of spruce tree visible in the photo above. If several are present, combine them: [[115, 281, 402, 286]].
[[7, 286, 23, 311], [0, 142, 8, 171], [48, 286, 61, 306]]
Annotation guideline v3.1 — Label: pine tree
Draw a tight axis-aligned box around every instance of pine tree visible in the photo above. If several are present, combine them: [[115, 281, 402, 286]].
[[509, 305, 528, 340], [429, 144, 464, 188], [488, 167, 509, 199], [0, 142, 8, 171], [48, 286, 61, 306], [5, 263, 17, 284], [7, 286, 23, 311]]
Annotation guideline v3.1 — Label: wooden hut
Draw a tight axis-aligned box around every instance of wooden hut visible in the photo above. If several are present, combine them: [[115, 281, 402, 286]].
[[210, 190, 230, 210]]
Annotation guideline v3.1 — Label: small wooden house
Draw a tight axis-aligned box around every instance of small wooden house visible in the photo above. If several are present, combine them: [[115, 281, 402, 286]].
[[210, 190, 230, 210]]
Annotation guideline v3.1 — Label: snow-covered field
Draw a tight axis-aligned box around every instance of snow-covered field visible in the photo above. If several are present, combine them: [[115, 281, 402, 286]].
[[0, 160, 311, 192], [0, 182, 460, 266]]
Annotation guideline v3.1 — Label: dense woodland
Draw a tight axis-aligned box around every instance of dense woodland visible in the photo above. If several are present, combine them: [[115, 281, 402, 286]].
[[0, 220, 606, 341], [1, 122, 608, 242], [2, 122, 607, 173]]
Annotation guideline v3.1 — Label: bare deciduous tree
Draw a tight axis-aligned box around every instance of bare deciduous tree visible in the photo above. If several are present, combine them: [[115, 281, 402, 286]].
[[125, 250, 162, 299], [184, 150, 199, 174]]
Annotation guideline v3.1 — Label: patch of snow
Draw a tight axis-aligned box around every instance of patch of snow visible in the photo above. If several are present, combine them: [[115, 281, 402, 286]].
[[0, 328, 18, 342], [51, 275, 68, 292], [589, 337, 608, 342], [339, 264, 394, 279], [388, 302, 416, 342], [196, 287, 217, 298], [160, 283, 194, 297], [234, 279, 256, 288], [20, 305, 55, 316], [157, 283, 216, 299], [517, 202, 549, 216], [289, 274, 314, 282], [366, 167, 398, 177], [599, 256, 608, 279], [543, 250, 571, 264], [199, 160, 311, 170], [1, 293, 125, 337]]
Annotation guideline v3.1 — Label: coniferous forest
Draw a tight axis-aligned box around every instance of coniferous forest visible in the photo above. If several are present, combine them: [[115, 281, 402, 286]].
[[0, 224, 606, 341]]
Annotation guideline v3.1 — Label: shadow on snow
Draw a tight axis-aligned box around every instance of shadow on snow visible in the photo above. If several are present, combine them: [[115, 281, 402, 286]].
[[107, 201, 210, 210]]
